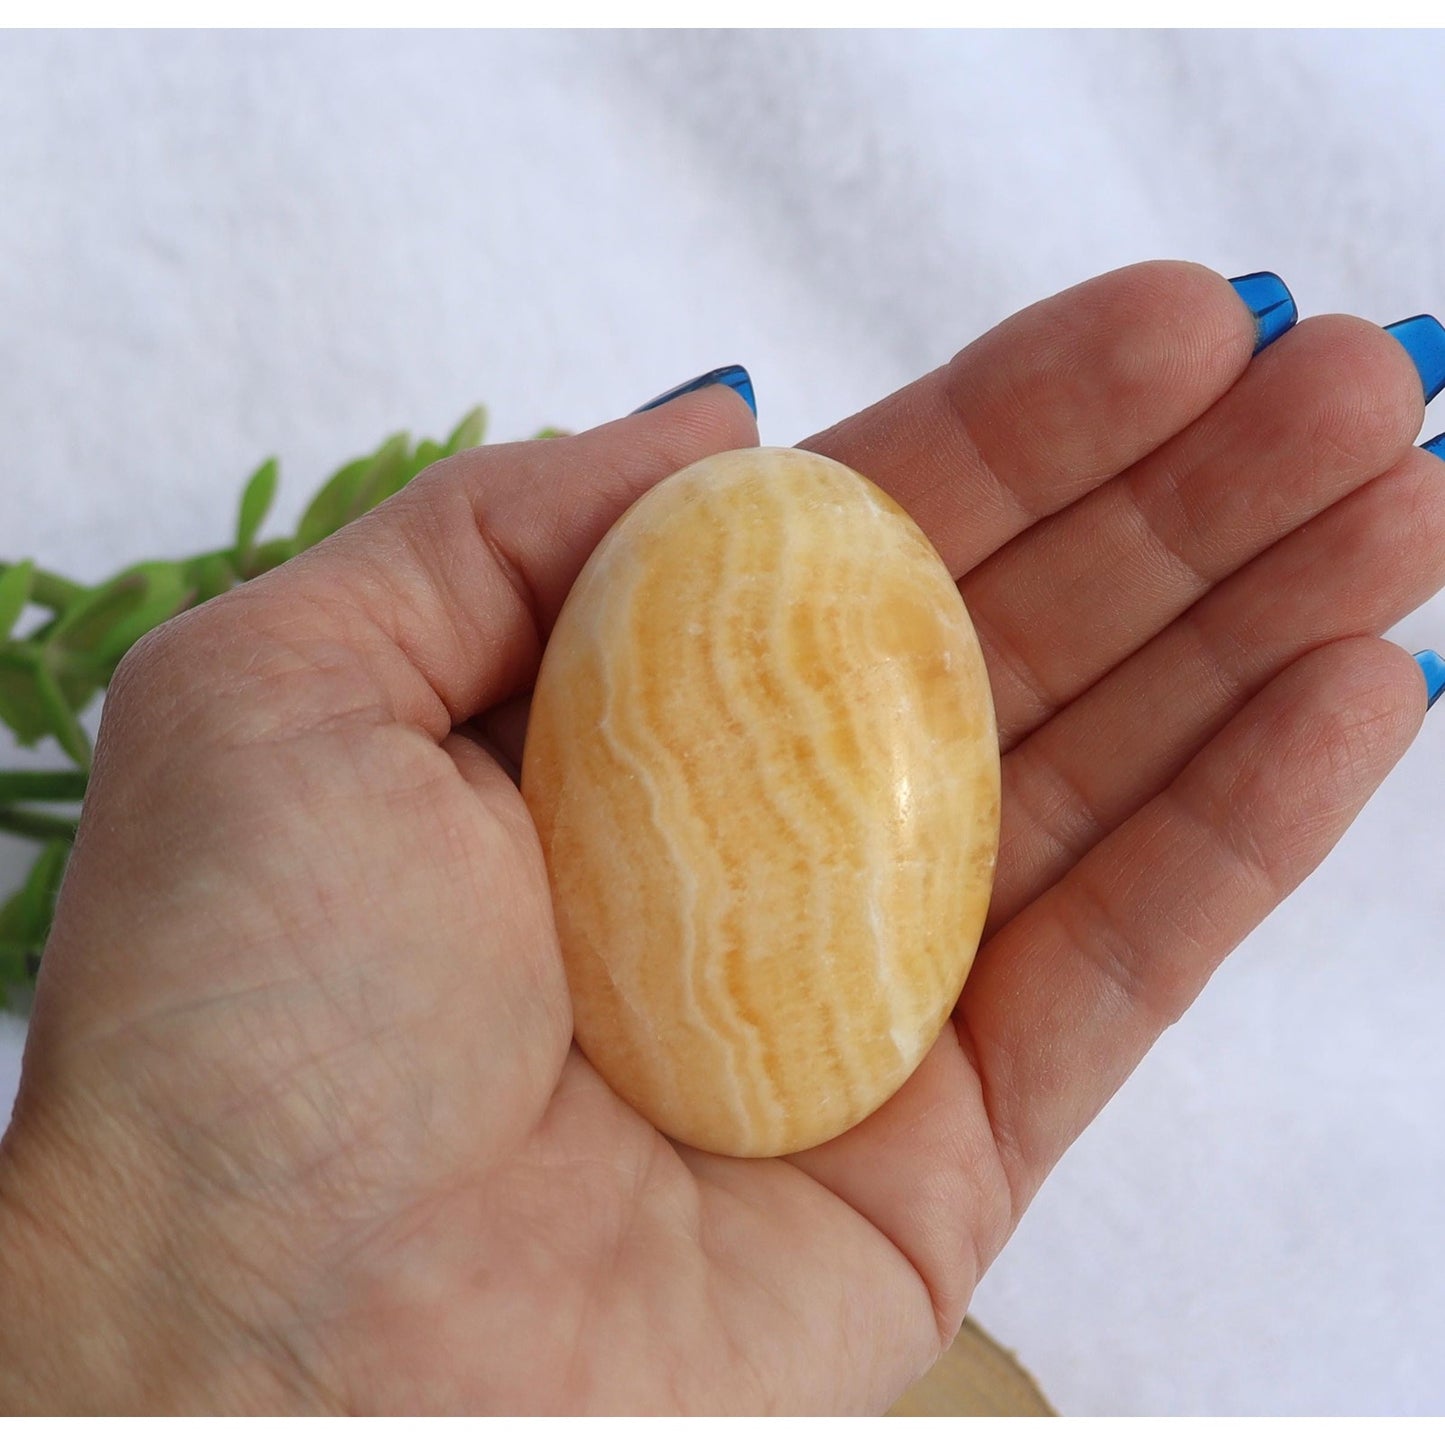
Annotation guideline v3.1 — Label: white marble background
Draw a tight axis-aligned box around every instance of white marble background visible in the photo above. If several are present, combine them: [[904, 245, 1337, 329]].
[[1, 29, 1442, 1415]]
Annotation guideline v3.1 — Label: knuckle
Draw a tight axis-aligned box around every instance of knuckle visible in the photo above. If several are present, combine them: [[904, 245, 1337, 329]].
[[100, 591, 296, 753], [102, 607, 206, 729]]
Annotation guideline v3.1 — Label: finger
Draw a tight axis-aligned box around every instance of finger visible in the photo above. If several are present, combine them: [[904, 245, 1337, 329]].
[[233, 382, 758, 732], [800, 260, 1264, 577], [784, 1027, 1011, 1343], [961, 315, 1424, 748], [990, 445, 1445, 927], [473, 692, 532, 782], [444, 719, 524, 792], [960, 636, 1426, 1205]]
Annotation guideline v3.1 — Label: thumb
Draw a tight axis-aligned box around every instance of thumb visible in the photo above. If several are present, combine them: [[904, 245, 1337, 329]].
[[243, 367, 759, 732]]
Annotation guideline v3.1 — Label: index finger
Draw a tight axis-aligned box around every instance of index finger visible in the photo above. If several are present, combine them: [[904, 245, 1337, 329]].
[[198, 381, 760, 737]]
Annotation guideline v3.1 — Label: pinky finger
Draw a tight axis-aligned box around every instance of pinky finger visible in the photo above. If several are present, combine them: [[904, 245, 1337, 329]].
[[959, 635, 1428, 1209]]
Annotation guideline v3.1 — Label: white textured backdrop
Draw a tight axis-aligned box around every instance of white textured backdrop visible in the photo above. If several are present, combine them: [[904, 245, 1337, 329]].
[[2, 29, 1442, 1415]]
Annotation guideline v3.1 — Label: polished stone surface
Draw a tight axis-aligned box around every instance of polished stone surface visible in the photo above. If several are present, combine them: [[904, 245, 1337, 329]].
[[522, 447, 1000, 1157]]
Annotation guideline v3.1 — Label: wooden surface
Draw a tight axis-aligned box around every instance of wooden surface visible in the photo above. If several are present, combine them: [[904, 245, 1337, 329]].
[[888, 1318, 1055, 1416]]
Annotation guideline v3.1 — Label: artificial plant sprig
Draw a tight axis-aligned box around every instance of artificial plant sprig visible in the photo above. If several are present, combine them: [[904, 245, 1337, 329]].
[[0, 405, 562, 1006]]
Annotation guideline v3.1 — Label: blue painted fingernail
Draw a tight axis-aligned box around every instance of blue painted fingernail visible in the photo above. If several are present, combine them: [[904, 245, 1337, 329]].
[[633, 364, 756, 418], [1385, 316, 1445, 403], [1415, 650, 1445, 710], [1421, 431, 1445, 460], [1229, 272, 1297, 354]]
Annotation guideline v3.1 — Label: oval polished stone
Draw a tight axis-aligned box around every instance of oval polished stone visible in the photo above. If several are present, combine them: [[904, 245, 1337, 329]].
[[521, 446, 1000, 1157]]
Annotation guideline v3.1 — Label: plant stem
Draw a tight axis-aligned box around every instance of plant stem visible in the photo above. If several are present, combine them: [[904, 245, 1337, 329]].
[[0, 806, 79, 843], [0, 770, 90, 805], [0, 941, 39, 982], [241, 537, 300, 580], [24, 568, 85, 613]]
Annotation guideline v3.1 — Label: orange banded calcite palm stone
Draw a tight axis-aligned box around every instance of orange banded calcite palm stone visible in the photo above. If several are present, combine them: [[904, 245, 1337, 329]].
[[521, 447, 1000, 1157]]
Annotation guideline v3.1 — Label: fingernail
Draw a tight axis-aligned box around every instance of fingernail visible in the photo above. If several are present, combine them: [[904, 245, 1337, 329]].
[[1421, 431, 1445, 460], [1384, 316, 1445, 403], [1416, 650, 1445, 710], [1229, 272, 1297, 354], [632, 364, 756, 418]]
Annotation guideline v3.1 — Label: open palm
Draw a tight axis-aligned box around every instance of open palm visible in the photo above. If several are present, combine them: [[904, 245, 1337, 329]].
[[4, 262, 1440, 1413]]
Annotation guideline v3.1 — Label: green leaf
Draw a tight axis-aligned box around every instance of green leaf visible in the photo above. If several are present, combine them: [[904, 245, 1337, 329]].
[[0, 891, 28, 947], [295, 433, 412, 546], [0, 806, 78, 844], [0, 560, 34, 638], [298, 455, 372, 543], [101, 562, 193, 661], [31, 658, 90, 766], [245, 537, 300, 576], [0, 839, 69, 1002], [185, 550, 239, 605], [0, 940, 26, 988], [0, 837, 68, 942], [53, 562, 194, 683], [444, 406, 487, 454], [235, 458, 279, 560], [49, 571, 149, 655], [410, 438, 445, 474], [348, 433, 415, 517], [0, 770, 88, 805], [0, 647, 55, 745], [55, 673, 101, 720], [0, 939, 35, 1006], [4, 563, 190, 742], [15, 566, 83, 616]]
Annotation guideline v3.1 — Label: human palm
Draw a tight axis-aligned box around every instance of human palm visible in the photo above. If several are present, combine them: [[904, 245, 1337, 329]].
[[3, 262, 1441, 1413]]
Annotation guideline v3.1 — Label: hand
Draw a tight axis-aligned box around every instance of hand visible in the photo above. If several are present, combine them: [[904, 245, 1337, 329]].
[[2, 262, 1440, 1414]]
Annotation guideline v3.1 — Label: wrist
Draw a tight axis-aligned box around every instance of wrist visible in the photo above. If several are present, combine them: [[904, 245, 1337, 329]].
[[0, 1096, 320, 1413], [0, 1107, 135, 1410]]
